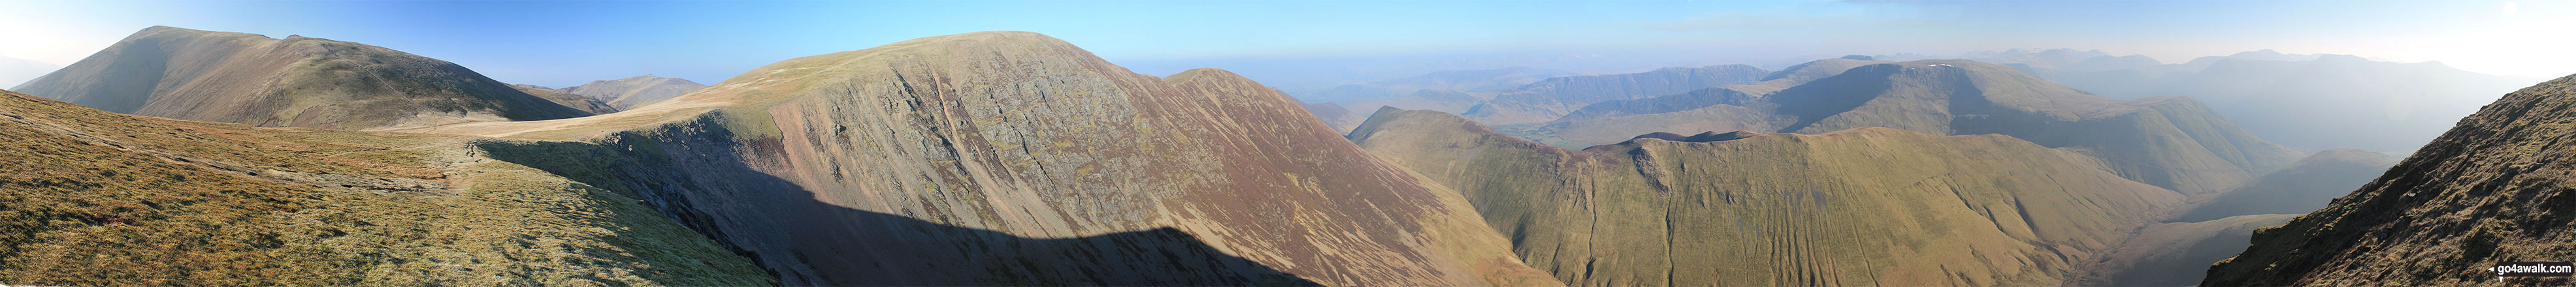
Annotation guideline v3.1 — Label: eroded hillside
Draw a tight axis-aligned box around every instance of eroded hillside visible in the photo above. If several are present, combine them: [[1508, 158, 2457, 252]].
[[404, 31, 1557, 286], [1348, 108, 2184, 286]]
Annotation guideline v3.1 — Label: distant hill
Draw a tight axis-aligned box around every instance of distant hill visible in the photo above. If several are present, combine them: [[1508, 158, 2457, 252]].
[[511, 83, 619, 115], [1346, 89, 1490, 115], [1463, 64, 1772, 124], [2208, 74, 2576, 286], [2033, 50, 2532, 153], [0, 55, 57, 88], [1874, 48, 2159, 72], [0, 89, 770, 286], [1549, 58, 1889, 122], [9, 26, 593, 130], [393, 31, 1557, 286], [1301, 101, 1365, 133], [2168, 149, 2399, 222], [1501, 60, 2304, 194], [1348, 108, 2183, 286], [558, 74, 704, 110], [1288, 67, 1574, 104]]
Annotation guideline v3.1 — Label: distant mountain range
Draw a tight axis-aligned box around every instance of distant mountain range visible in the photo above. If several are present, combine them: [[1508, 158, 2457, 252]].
[[1286, 67, 1574, 104], [510, 83, 620, 115], [0, 55, 57, 88], [9, 26, 593, 130], [557, 74, 705, 110], [1497, 59, 2301, 194], [1884, 48, 2535, 153]]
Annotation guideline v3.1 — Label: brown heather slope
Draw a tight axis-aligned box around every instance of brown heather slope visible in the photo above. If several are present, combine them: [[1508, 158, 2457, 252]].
[[1348, 108, 2183, 286], [0, 90, 770, 286], [557, 74, 706, 110], [2205, 74, 2576, 286], [400, 31, 1556, 286], [513, 83, 620, 115], [9, 26, 593, 130], [1501, 60, 2303, 195]]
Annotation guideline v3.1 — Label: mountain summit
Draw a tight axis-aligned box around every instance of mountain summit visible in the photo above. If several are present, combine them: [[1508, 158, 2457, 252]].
[[404, 31, 1556, 286], [10, 26, 593, 130]]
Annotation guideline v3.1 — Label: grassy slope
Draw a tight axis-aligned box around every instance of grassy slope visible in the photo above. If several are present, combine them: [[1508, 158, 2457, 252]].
[[0, 90, 769, 286], [8, 26, 591, 130], [1350, 108, 2183, 286], [2206, 74, 2576, 286]]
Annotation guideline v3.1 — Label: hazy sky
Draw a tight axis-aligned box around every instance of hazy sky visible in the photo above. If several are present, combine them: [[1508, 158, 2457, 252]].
[[1, 0, 2566, 87]]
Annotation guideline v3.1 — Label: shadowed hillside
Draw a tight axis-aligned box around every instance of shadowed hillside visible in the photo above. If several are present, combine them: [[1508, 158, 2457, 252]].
[[0, 90, 768, 286], [2206, 74, 2576, 286], [9, 26, 593, 130], [1348, 108, 2183, 286], [1500, 60, 2303, 195], [2170, 149, 2399, 222], [2073, 214, 2298, 286], [395, 31, 1557, 286]]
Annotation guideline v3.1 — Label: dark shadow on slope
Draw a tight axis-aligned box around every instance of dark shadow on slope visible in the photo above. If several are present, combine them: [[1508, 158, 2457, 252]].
[[476, 118, 1318, 286], [1768, 63, 1902, 133]]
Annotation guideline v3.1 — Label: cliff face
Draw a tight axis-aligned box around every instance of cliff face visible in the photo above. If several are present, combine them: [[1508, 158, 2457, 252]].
[[0, 90, 768, 286], [430, 31, 1553, 286], [2206, 74, 2576, 286], [1348, 108, 2184, 286], [10, 26, 592, 130]]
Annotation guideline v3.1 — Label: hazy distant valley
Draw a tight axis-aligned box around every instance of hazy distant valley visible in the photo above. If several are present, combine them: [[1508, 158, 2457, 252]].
[[2, 9, 2572, 286]]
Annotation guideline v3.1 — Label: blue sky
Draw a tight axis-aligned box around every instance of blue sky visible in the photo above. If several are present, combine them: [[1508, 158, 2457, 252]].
[[1, 0, 2565, 88]]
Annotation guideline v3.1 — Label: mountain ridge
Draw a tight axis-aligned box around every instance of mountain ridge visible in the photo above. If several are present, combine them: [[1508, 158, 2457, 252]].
[[10, 26, 593, 130]]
